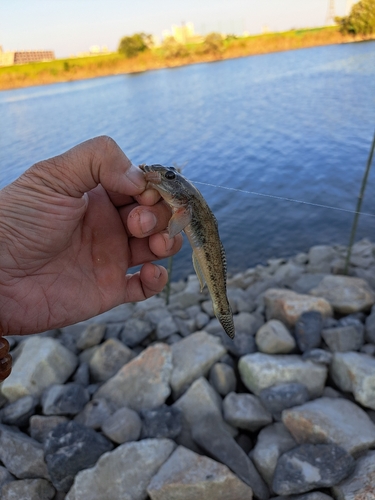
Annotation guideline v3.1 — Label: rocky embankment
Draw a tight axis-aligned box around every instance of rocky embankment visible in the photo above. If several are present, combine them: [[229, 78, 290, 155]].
[[1, 239, 375, 500]]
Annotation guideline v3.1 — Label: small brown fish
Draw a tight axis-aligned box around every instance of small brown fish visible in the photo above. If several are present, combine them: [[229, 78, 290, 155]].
[[139, 164, 235, 339]]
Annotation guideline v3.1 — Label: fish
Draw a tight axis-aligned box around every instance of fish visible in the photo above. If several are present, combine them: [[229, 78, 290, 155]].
[[139, 164, 235, 339]]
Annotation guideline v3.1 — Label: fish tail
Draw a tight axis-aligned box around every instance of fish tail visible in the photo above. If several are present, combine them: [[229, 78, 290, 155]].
[[216, 311, 235, 339]]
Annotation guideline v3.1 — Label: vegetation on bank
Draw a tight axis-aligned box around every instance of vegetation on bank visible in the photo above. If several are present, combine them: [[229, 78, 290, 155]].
[[336, 0, 375, 36], [0, 25, 373, 91]]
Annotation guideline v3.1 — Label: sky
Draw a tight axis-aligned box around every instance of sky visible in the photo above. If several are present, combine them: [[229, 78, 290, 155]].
[[1, 0, 351, 59]]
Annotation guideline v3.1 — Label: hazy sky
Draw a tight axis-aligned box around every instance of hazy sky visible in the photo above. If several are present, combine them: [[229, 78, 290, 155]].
[[1, 0, 351, 58]]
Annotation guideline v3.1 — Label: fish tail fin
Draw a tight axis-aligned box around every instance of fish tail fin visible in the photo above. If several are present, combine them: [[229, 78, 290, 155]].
[[216, 310, 235, 340]]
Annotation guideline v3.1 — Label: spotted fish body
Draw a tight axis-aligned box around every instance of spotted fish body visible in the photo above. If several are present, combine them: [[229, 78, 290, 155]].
[[139, 164, 235, 339]]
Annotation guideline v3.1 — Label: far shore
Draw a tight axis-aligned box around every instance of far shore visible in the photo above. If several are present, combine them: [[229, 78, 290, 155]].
[[1, 28, 373, 92]]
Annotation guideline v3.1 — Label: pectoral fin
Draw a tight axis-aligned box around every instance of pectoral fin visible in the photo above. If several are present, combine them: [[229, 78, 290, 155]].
[[168, 207, 192, 238], [192, 252, 206, 292]]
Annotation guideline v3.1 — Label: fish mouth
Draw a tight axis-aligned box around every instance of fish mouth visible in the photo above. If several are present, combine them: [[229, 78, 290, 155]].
[[138, 165, 162, 184]]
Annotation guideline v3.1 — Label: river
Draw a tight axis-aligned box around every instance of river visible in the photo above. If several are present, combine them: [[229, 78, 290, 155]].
[[1, 41, 375, 279]]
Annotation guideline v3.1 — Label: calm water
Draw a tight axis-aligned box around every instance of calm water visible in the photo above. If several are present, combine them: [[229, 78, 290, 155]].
[[1, 41, 375, 279]]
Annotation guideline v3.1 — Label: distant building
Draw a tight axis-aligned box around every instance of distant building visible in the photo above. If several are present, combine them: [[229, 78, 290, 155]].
[[0, 46, 55, 66], [162, 22, 203, 44], [0, 46, 15, 66]]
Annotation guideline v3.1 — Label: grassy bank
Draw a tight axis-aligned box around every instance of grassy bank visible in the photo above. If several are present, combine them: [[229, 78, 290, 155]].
[[0, 27, 370, 91]]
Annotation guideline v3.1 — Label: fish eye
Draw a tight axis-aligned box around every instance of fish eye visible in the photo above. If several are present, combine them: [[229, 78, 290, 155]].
[[165, 170, 176, 180]]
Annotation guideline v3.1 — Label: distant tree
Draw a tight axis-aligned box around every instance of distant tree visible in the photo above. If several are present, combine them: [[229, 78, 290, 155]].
[[203, 33, 224, 54], [118, 33, 153, 58], [162, 37, 188, 58], [335, 0, 375, 36]]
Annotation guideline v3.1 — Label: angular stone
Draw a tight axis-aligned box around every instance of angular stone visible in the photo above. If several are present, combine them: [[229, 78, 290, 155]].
[[171, 331, 226, 398], [220, 330, 257, 357], [44, 421, 113, 492], [120, 317, 154, 347], [66, 439, 175, 500], [89, 338, 134, 382], [140, 404, 182, 439], [255, 320, 296, 354], [147, 445, 253, 500], [322, 325, 364, 352], [310, 275, 375, 314], [330, 352, 375, 410], [223, 392, 272, 431], [259, 382, 310, 420], [302, 348, 332, 365], [292, 273, 326, 295], [101, 406, 141, 444], [252, 423, 297, 488], [1, 395, 38, 427], [365, 307, 375, 343], [156, 315, 179, 340], [29, 415, 69, 443], [209, 363, 237, 396], [294, 311, 323, 352], [76, 324, 106, 350], [282, 397, 375, 455], [72, 362, 90, 386], [238, 353, 327, 398], [264, 289, 332, 327], [41, 383, 89, 416], [94, 343, 172, 411], [272, 444, 355, 495], [307, 245, 336, 273], [0, 465, 14, 489], [332, 450, 375, 500], [0, 478, 55, 500], [74, 399, 114, 429], [0, 425, 49, 479], [1, 337, 77, 402]]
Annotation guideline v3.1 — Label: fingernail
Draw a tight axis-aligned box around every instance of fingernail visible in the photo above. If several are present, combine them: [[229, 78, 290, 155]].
[[154, 265, 162, 279], [125, 164, 146, 190], [140, 211, 157, 234], [163, 233, 174, 251]]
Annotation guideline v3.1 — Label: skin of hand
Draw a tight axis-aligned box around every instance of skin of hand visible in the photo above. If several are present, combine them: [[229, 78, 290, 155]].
[[0, 136, 183, 338]]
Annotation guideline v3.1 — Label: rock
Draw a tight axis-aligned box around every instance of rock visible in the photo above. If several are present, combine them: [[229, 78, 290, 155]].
[[321, 325, 364, 352], [94, 343, 172, 411], [255, 320, 296, 354], [365, 307, 375, 343], [147, 445, 254, 500], [302, 349, 332, 365], [294, 311, 323, 352], [101, 406, 142, 444], [209, 362, 237, 396], [272, 444, 355, 495], [74, 399, 114, 429], [259, 382, 310, 420], [310, 275, 375, 314], [72, 362, 90, 386], [44, 421, 113, 492], [140, 404, 182, 439], [221, 330, 257, 357], [29, 415, 69, 443], [332, 450, 375, 500], [0, 424, 49, 479], [234, 312, 264, 335], [169, 275, 202, 308], [42, 383, 89, 416], [252, 423, 297, 489], [120, 317, 154, 347], [238, 353, 327, 398], [1, 337, 77, 402], [223, 392, 272, 431], [76, 324, 106, 350], [292, 273, 327, 294], [264, 289, 332, 327], [191, 415, 269, 500], [330, 352, 375, 409], [89, 338, 134, 382], [307, 245, 336, 273], [0, 465, 14, 489], [156, 314, 179, 340], [196, 311, 210, 329], [0, 478, 55, 500], [170, 331, 226, 398], [273, 261, 304, 286], [65, 439, 175, 500], [282, 397, 375, 455], [1, 395, 38, 427], [360, 343, 375, 356]]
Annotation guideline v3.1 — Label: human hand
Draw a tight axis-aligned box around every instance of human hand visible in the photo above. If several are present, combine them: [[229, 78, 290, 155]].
[[0, 136, 182, 342]]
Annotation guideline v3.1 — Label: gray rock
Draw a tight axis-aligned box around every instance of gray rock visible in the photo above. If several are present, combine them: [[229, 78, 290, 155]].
[[0, 478, 55, 500], [0, 465, 14, 489], [259, 383, 310, 420], [103, 321, 124, 340], [101, 406, 142, 444], [220, 330, 257, 357], [76, 324, 106, 350], [120, 317, 153, 347], [147, 445, 253, 500], [44, 421, 113, 492], [209, 362, 237, 396], [66, 439, 175, 500], [1, 395, 38, 427], [322, 325, 364, 352], [252, 423, 297, 489], [272, 444, 355, 495], [322, 386, 342, 398], [255, 320, 296, 354], [291, 273, 326, 294], [89, 338, 134, 382], [72, 362, 90, 386], [191, 415, 269, 500], [365, 307, 375, 343], [196, 311, 210, 329], [74, 398, 114, 429], [360, 343, 375, 356], [294, 311, 323, 352], [156, 314, 179, 339], [332, 450, 375, 500], [310, 275, 375, 314], [170, 331, 226, 398], [302, 348, 333, 365], [0, 424, 49, 479], [307, 245, 336, 273], [273, 261, 304, 286], [283, 493, 334, 500], [238, 353, 327, 398], [234, 312, 264, 335], [1, 337, 77, 402], [169, 275, 202, 308], [29, 415, 69, 443], [223, 392, 272, 431], [42, 383, 89, 416], [330, 351, 375, 409], [201, 300, 214, 317], [282, 397, 375, 455], [94, 343, 172, 411], [140, 404, 182, 439]]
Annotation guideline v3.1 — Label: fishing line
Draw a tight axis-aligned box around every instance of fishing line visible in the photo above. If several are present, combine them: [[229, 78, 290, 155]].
[[191, 180, 375, 218]]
